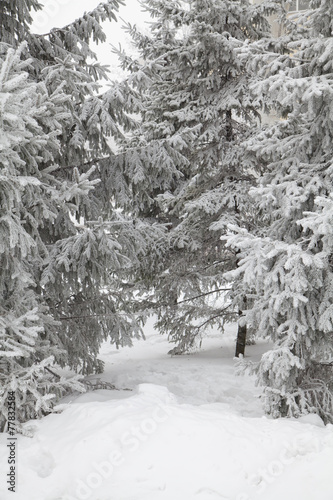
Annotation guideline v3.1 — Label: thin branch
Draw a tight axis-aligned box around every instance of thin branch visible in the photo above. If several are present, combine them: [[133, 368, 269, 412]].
[[59, 313, 116, 321], [170, 257, 234, 280], [176, 288, 231, 305], [194, 305, 235, 330], [44, 366, 61, 379], [58, 156, 111, 171], [57, 132, 191, 172], [312, 360, 333, 367], [250, 46, 311, 63], [34, 27, 68, 38]]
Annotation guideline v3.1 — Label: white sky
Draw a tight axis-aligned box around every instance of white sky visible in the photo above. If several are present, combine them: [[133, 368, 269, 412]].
[[31, 0, 151, 80]]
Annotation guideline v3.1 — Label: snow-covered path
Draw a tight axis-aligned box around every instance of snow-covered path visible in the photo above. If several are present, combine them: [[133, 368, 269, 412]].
[[0, 322, 332, 500], [96, 320, 264, 414]]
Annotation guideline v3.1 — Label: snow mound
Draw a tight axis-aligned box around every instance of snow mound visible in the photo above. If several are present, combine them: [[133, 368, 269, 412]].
[[297, 413, 326, 428], [0, 328, 332, 500], [0, 383, 332, 500]]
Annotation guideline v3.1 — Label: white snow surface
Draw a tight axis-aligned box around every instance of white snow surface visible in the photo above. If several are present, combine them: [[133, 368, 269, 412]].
[[1, 321, 332, 500]]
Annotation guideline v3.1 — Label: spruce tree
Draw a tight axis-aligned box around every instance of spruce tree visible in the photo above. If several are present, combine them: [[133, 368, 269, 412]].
[[111, 0, 271, 354], [226, 0, 333, 422], [0, 1, 160, 431]]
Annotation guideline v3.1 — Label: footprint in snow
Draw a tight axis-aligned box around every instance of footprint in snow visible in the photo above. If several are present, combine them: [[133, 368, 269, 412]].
[[29, 449, 56, 478]]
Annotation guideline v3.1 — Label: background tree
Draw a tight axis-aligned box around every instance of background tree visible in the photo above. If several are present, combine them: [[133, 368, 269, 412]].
[[226, 0, 333, 423], [111, 0, 272, 354]]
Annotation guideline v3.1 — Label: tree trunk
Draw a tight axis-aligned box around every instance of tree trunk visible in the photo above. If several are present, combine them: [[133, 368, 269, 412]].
[[226, 109, 233, 142], [235, 297, 247, 357], [225, 111, 247, 357]]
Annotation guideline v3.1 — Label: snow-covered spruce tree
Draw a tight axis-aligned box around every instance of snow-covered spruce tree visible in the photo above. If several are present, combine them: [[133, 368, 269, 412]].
[[0, 2, 161, 431], [226, 0, 333, 422], [0, 43, 87, 431], [111, 0, 272, 354], [0, 0, 42, 44]]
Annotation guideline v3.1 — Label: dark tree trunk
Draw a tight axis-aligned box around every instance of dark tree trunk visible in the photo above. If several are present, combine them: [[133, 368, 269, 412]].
[[226, 109, 233, 142], [235, 315, 247, 357], [235, 298, 247, 357]]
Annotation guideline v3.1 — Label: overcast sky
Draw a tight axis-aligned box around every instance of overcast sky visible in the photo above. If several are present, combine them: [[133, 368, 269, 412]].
[[31, 0, 150, 80]]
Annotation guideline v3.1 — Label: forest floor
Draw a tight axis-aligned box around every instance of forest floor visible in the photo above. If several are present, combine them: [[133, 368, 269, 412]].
[[0, 320, 332, 500]]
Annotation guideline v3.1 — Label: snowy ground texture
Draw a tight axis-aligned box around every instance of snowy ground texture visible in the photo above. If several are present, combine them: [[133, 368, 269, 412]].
[[1, 321, 333, 500]]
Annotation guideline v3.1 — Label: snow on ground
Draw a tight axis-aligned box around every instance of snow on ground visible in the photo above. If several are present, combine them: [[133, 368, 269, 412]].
[[0, 321, 332, 500]]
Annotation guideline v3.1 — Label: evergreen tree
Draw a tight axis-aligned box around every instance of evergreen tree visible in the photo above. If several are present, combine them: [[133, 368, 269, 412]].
[[111, 0, 271, 354], [0, 0, 42, 44], [0, 1, 162, 431], [226, 0, 333, 422]]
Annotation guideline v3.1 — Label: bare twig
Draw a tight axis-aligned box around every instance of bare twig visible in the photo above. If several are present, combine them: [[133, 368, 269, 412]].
[[59, 313, 116, 321], [176, 288, 231, 305], [44, 366, 61, 379]]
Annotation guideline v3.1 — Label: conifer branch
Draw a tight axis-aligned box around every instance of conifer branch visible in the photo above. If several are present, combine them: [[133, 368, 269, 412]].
[[59, 157, 111, 171], [59, 313, 117, 321], [44, 366, 61, 379], [34, 0, 125, 40], [194, 306, 234, 330], [175, 288, 231, 305]]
